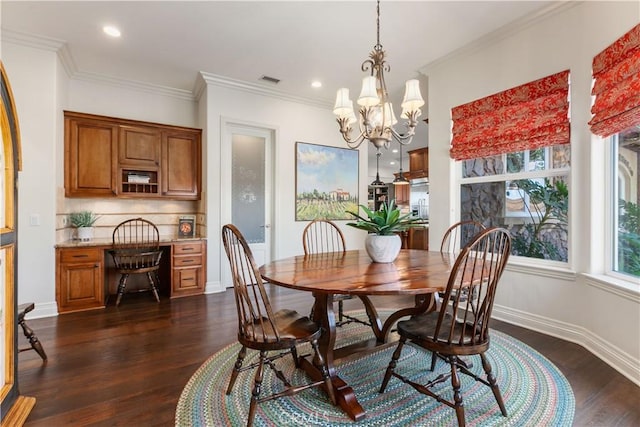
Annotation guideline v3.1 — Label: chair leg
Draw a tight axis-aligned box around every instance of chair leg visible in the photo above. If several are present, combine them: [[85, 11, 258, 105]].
[[116, 273, 129, 306], [310, 339, 336, 405], [290, 345, 300, 368], [430, 351, 438, 371], [147, 272, 160, 302], [450, 356, 466, 427], [18, 316, 47, 361], [338, 300, 344, 323], [380, 336, 406, 393], [247, 351, 266, 427], [481, 353, 507, 416], [226, 346, 247, 395]]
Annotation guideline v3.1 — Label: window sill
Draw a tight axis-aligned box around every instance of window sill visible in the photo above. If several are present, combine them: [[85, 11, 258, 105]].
[[583, 273, 640, 303], [505, 257, 576, 281]]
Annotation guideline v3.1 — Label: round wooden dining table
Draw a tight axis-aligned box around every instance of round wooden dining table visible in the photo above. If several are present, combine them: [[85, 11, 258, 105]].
[[259, 249, 456, 421]]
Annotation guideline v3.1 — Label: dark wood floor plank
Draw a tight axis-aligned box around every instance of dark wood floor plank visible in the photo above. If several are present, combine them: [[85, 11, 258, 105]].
[[17, 288, 640, 426]]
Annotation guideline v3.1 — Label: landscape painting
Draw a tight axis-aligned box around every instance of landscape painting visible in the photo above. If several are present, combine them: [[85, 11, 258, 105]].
[[296, 142, 359, 221]]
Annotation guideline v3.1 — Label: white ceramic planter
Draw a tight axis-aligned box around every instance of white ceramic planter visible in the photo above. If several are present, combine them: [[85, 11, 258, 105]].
[[77, 226, 94, 241], [365, 234, 402, 263]]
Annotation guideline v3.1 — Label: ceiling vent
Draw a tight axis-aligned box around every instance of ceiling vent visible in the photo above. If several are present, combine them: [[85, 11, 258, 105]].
[[260, 75, 280, 85]]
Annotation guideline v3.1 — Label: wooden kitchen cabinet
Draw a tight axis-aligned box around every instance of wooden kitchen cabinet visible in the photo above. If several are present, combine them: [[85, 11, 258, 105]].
[[408, 226, 429, 250], [64, 111, 201, 200], [162, 130, 201, 199], [171, 240, 206, 298], [119, 124, 161, 167], [408, 147, 429, 178], [393, 180, 410, 204], [64, 113, 118, 197], [56, 247, 105, 313]]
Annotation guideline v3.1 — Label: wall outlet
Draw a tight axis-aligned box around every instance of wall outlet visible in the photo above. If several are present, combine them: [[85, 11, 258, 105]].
[[29, 214, 41, 226]]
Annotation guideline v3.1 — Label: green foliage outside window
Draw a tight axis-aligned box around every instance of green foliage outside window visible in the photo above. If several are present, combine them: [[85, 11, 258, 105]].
[[510, 178, 568, 260], [618, 199, 640, 277]]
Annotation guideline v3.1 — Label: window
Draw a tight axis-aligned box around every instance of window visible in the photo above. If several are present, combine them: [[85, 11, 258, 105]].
[[460, 144, 570, 262], [612, 125, 640, 279]]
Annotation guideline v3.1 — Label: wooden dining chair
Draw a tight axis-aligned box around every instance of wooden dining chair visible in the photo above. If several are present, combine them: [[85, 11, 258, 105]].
[[303, 219, 368, 327], [380, 227, 511, 427], [17, 303, 47, 362], [436, 219, 487, 343], [440, 220, 486, 255], [222, 224, 336, 427], [109, 218, 162, 306]]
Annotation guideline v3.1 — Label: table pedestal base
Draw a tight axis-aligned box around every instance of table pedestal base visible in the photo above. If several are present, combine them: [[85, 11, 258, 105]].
[[306, 292, 435, 421]]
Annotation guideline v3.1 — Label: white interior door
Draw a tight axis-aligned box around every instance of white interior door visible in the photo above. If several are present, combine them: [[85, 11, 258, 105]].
[[222, 122, 273, 287]]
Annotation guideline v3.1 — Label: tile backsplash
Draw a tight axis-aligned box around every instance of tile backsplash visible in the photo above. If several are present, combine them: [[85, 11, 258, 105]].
[[56, 190, 206, 242]]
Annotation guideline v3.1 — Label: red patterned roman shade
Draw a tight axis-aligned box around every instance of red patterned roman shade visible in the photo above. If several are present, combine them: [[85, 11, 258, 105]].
[[450, 70, 570, 161], [589, 24, 640, 137]]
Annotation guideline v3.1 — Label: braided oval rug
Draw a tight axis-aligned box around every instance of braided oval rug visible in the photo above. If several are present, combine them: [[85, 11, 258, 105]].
[[176, 312, 574, 426]]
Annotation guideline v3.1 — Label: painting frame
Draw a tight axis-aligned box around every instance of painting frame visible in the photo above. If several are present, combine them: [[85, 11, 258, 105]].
[[295, 141, 359, 221], [178, 215, 196, 238]]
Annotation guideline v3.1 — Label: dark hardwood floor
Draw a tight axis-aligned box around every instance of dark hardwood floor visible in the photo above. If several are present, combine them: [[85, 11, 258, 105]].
[[17, 287, 640, 426]]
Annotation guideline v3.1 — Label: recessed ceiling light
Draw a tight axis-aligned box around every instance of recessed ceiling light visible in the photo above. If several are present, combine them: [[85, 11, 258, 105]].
[[392, 149, 398, 153], [311, 81, 322, 88], [103, 26, 121, 38], [390, 161, 396, 165]]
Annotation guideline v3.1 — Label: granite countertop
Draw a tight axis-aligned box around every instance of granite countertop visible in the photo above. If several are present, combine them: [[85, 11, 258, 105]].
[[412, 221, 429, 227], [55, 235, 206, 248]]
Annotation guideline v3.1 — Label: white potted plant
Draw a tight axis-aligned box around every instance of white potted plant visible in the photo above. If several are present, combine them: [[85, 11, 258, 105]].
[[346, 200, 419, 263], [69, 211, 99, 241]]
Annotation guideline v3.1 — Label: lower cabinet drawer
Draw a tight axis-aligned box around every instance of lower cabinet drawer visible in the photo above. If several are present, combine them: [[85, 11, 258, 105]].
[[172, 266, 204, 297], [57, 248, 105, 313], [173, 254, 203, 267], [171, 240, 206, 298]]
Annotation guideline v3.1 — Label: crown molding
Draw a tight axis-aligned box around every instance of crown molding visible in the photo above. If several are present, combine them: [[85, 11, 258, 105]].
[[3, 29, 195, 101], [4, 30, 332, 108], [71, 70, 195, 101], [197, 71, 332, 109], [1, 29, 64, 52], [419, 1, 582, 74]]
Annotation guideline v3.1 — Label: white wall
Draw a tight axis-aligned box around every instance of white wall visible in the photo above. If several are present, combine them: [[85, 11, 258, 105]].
[[422, 1, 640, 384], [2, 43, 59, 316], [199, 79, 368, 292]]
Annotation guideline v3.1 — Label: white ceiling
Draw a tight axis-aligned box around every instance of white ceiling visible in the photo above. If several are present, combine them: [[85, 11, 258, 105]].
[[1, 0, 557, 176]]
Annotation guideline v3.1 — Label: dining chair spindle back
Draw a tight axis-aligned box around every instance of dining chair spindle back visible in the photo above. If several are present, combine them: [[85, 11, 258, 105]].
[[222, 224, 336, 427], [110, 217, 162, 306], [380, 227, 512, 427], [440, 220, 486, 255], [302, 219, 369, 327]]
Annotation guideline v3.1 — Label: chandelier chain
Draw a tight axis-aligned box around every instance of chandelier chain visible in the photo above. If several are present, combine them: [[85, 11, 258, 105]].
[[376, 0, 381, 50]]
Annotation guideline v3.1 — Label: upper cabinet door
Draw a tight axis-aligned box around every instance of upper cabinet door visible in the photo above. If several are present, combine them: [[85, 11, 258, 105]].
[[119, 125, 161, 167], [64, 111, 201, 200], [408, 147, 429, 178], [65, 113, 118, 197], [161, 130, 201, 200]]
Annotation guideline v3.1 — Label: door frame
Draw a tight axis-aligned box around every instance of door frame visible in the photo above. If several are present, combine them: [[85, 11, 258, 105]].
[[220, 118, 276, 288]]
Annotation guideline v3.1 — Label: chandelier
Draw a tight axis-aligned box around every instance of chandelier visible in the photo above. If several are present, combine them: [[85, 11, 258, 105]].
[[333, 0, 424, 152]]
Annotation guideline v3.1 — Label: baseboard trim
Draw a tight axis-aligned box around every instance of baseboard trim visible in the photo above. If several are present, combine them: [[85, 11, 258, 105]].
[[204, 281, 225, 294], [493, 304, 640, 387], [25, 301, 58, 319]]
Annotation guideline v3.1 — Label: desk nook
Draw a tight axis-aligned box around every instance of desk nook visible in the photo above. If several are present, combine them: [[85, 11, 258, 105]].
[[55, 237, 206, 313]]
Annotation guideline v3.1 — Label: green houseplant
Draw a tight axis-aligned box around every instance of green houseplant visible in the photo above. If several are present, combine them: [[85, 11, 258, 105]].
[[346, 200, 419, 263], [69, 211, 99, 241]]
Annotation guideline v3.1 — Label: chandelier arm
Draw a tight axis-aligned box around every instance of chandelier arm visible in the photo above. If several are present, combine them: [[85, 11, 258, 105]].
[[336, 117, 367, 148], [389, 126, 416, 145]]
